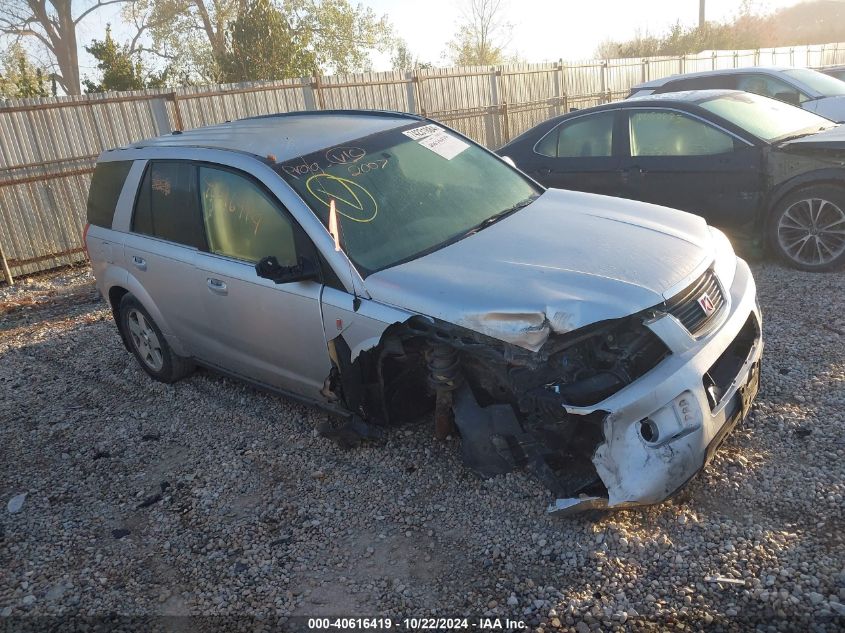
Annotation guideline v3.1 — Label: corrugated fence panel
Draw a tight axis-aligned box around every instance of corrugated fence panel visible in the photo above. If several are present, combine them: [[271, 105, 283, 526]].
[[3, 41, 845, 280]]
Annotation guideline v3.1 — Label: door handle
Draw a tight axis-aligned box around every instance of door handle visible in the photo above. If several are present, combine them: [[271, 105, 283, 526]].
[[207, 278, 228, 295], [132, 255, 147, 271]]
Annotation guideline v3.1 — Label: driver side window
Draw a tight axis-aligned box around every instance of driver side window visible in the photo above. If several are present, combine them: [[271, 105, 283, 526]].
[[737, 74, 807, 104], [199, 166, 298, 266]]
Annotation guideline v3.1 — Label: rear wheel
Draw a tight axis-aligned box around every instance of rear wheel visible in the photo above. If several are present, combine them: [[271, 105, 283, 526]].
[[118, 294, 193, 383], [768, 185, 845, 271]]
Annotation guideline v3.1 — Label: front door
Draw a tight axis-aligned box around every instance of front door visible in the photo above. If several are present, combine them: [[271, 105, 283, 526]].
[[192, 164, 331, 398], [619, 108, 764, 233]]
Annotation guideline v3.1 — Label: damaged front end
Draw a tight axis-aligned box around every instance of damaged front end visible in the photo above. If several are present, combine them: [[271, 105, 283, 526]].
[[321, 308, 675, 513]]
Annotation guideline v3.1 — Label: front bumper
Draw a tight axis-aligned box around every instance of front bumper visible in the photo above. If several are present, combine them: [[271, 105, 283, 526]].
[[549, 258, 763, 515]]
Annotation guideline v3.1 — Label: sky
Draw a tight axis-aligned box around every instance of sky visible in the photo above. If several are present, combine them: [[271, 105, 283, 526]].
[[73, 0, 808, 83]]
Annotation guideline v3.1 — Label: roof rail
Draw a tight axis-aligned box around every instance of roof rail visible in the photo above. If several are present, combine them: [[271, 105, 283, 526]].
[[240, 108, 425, 123]]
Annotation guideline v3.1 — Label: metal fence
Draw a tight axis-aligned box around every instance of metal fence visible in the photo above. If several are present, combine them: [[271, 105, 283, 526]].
[[1, 42, 844, 283]]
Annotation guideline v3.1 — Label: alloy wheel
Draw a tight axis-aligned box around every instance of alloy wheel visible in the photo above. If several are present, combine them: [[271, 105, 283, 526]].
[[126, 309, 164, 372], [777, 197, 845, 267]]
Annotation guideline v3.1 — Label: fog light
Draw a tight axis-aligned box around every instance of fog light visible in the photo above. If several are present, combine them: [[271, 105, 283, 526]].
[[640, 418, 660, 443]]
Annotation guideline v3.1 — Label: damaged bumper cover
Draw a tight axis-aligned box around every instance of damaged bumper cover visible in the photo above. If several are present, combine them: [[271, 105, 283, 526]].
[[550, 258, 762, 514]]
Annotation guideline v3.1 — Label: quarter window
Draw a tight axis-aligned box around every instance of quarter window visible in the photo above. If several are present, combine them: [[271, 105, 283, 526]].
[[629, 111, 734, 157], [536, 112, 614, 158], [87, 160, 132, 228], [198, 166, 298, 266], [132, 161, 206, 249]]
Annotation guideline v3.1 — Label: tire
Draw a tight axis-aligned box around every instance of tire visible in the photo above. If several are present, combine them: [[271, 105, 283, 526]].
[[768, 185, 845, 272], [118, 294, 194, 383]]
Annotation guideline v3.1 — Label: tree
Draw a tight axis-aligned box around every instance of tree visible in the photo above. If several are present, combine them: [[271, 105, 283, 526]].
[[82, 25, 168, 93], [390, 38, 430, 72], [0, 42, 50, 97], [218, 0, 315, 82], [444, 0, 511, 66], [131, 0, 392, 83], [0, 0, 131, 95]]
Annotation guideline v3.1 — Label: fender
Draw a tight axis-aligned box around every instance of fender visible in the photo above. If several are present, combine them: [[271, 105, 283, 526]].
[[761, 167, 845, 230], [108, 270, 190, 358]]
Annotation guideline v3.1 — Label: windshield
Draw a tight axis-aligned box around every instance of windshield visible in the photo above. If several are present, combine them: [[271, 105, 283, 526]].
[[782, 68, 845, 97], [697, 92, 836, 142], [276, 123, 540, 275]]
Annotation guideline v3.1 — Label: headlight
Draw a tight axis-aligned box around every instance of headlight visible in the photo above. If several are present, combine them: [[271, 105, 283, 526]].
[[709, 227, 737, 291]]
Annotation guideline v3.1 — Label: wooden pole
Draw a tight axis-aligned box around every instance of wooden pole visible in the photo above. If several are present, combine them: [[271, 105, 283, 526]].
[[0, 239, 13, 286]]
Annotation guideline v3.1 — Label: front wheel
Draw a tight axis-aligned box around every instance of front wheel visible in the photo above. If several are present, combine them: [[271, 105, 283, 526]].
[[768, 186, 845, 271], [118, 294, 194, 383]]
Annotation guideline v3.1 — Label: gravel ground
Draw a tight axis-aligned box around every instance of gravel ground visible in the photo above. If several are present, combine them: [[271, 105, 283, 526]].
[[0, 262, 843, 632]]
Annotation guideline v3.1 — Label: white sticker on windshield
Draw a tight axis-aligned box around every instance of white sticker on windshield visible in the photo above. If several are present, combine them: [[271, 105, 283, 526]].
[[418, 130, 470, 160], [402, 124, 441, 140]]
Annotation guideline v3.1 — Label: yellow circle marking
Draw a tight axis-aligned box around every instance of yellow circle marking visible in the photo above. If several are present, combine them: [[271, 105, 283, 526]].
[[306, 174, 378, 223]]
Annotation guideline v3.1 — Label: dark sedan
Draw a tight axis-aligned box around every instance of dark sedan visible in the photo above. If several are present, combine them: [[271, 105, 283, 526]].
[[820, 65, 845, 82], [498, 90, 845, 271]]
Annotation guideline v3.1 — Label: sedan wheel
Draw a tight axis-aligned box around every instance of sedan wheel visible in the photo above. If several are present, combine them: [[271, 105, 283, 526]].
[[771, 188, 845, 271]]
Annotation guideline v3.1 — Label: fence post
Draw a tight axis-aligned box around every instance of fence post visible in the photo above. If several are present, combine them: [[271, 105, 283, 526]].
[[311, 76, 326, 110], [488, 67, 503, 147], [169, 92, 184, 131], [600, 60, 607, 103], [405, 71, 416, 114], [0, 239, 13, 286], [712, 50, 717, 70], [553, 60, 563, 117], [413, 72, 427, 116], [561, 61, 568, 113]]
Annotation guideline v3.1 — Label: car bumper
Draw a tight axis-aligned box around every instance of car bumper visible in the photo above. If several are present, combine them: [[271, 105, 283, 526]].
[[549, 258, 763, 515]]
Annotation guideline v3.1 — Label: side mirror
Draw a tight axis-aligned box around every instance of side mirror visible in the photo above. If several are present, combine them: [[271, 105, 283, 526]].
[[256, 255, 318, 284], [773, 91, 800, 106]]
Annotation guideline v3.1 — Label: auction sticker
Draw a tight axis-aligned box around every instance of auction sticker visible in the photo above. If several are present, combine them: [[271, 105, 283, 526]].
[[402, 124, 441, 140], [418, 130, 469, 160]]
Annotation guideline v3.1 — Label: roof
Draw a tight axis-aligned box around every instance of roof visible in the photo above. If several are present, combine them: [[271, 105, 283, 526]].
[[626, 88, 744, 103], [128, 110, 422, 161], [632, 66, 792, 90]]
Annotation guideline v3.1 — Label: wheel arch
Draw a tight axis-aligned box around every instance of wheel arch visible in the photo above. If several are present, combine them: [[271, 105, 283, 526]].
[[763, 169, 845, 234], [107, 275, 190, 357]]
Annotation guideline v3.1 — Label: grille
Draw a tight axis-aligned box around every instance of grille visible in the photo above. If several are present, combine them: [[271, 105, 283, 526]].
[[665, 269, 725, 336]]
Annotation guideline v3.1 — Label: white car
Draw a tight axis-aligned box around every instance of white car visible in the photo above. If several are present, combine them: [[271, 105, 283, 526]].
[[85, 110, 763, 514], [629, 66, 845, 122]]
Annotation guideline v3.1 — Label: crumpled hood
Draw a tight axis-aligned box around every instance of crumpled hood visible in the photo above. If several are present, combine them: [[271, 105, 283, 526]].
[[364, 189, 714, 350], [780, 122, 845, 150]]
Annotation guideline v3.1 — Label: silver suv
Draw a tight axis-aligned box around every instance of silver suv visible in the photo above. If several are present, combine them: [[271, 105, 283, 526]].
[[85, 110, 763, 514]]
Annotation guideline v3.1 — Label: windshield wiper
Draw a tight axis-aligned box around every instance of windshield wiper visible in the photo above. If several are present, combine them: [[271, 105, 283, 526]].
[[460, 195, 539, 238]]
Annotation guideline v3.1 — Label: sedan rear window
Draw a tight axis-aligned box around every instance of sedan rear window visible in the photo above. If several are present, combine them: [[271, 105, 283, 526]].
[[277, 123, 540, 275], [87, 160, 132, 228], [697, 92, 835, 142]]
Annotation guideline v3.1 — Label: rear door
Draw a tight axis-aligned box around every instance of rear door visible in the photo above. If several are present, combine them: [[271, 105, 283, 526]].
[[123, 160, 206, 352], [523, 110, 624, 196], [618, 108, 764, 232], [192, 164, 331, 398]]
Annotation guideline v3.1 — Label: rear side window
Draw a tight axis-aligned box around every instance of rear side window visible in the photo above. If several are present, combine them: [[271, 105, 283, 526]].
[[132, 161, 206, 249], [536, 112, 614, 158], [87, 160, 132, 228]]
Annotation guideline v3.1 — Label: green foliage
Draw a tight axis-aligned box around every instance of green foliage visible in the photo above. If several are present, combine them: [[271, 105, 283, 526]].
[[218, 0, 316, 82], [136, 0, 392, 84], [391, 39, 431, 72], [83, 26, 168, 93], [596, 0, 845, 59], [0, 44, 50, 98]]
